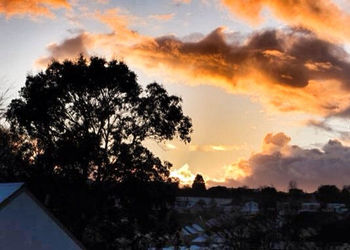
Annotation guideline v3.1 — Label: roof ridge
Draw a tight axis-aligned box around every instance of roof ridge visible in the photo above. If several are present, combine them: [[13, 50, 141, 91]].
[[0, 182, 24, 204]]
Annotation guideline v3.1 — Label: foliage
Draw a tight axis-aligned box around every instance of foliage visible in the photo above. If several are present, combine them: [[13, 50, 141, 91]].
[[6, 56, 192, 183], [317, 185, 341, 204], [0, 89, 9, 119], [3, 56, 193, 249], [192, 174, 206, 191], [0, 126, 33, 182]]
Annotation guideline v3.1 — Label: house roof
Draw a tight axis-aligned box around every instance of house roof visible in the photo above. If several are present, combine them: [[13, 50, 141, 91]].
[[192, 234, 208, 243], [0, 182, 85, 249], [184, 225, 198, 234], [192, 224, 204, 232], [0, 182, 24, 204]]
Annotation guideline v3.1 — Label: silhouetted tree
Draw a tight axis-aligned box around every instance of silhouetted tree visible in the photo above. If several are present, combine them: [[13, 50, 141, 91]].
[[341, 186, 350, 206], [207, 186, 229, 197], [0, 126, 33, 182], [288, 181, 304, 201], [288, 180, 297, 190], [316, 185, 341, 204], [258, 186, 278, 212], [6, 56, 192, 183], [5, 56, 193, 249], [192, 174, 206, 191]]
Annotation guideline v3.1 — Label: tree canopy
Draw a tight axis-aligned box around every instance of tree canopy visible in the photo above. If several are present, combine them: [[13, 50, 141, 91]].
[[192, 174, 206, 191], [6, 56, 192, 183], [1, 56, 193, 248]]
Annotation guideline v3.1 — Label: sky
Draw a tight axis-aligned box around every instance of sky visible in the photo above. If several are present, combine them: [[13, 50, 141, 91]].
[[2, 0, 350, 191]]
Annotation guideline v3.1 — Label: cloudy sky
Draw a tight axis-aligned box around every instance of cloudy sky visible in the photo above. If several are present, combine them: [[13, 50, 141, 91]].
[[2, 0, 350, 191]]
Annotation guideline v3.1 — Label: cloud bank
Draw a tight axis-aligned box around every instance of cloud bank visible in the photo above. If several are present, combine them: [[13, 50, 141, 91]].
[[221, 0, 350, 42], [35, 10, 350, 117], [0, 0, 69, 18], [8, 0, 350, 120], [170, 164, 196, 186], [128, 27, 350, 115], [205, 132, 350, 192]]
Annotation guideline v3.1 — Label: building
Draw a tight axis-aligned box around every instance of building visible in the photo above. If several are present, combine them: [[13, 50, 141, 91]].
[[299, 202, 320, 213], [325, 203, 348, 213], [0, 183, 84, 250], [241, 201, 259, 214], [175, 196, 232, 212]]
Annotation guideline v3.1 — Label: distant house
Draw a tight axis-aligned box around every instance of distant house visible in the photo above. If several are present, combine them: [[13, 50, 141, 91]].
[[175, 196, 232, 212], [299, 202, 320, 213], [277, 201, 301, 215], [0, 183, 84, 250], [325, 203, 348, 213], [241, 201, 259, 214]]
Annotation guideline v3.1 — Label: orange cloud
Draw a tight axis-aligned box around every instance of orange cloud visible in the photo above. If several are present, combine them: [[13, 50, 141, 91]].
[[167, 132, 350, 191], [169, 164, 197, 186], [163, 142, 247, 152], [221, 0, 350, 43], [35, 8, 151, 66], [94, 8, 145, 45], [262, 132, 291, 154], [36, 10, 350, 117], [0, 0, 70, 18], [168, 158, 250, 188], [189, 144, 247, 152], [36, 32, 93, 67], [127, 28, 350, 116], [223, 161, 251, 180]]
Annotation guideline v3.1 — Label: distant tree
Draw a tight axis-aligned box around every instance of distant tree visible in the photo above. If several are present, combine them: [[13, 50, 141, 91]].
[[259, 186, 278, 211], [343, 185, 350, 193], [192, 174, 206, 191], [207, 186, 229, 197], [317, 185, 341, 204], [288, 188, 304, 196], [288, 180, 304, 199], [341, 186, 350, 206], [288, 180, 297, 190]]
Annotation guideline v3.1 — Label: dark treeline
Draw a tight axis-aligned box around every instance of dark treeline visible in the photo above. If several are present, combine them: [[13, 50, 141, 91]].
[[179, 179, 350, 209]]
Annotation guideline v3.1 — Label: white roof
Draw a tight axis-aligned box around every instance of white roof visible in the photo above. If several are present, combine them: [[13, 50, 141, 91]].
[[181, 228, 191, 236], [192, 224, 204, 232], [184, 226, 197, 234], [192, 235, 208, 243], [0, 182, 24, 204]]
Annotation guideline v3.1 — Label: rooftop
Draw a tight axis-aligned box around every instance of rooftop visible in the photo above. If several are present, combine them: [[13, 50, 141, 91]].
[[0, 182, 24, 204]]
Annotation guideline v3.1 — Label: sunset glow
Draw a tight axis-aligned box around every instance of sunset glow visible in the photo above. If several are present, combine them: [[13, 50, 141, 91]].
[[3, 0, 350, 191]]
